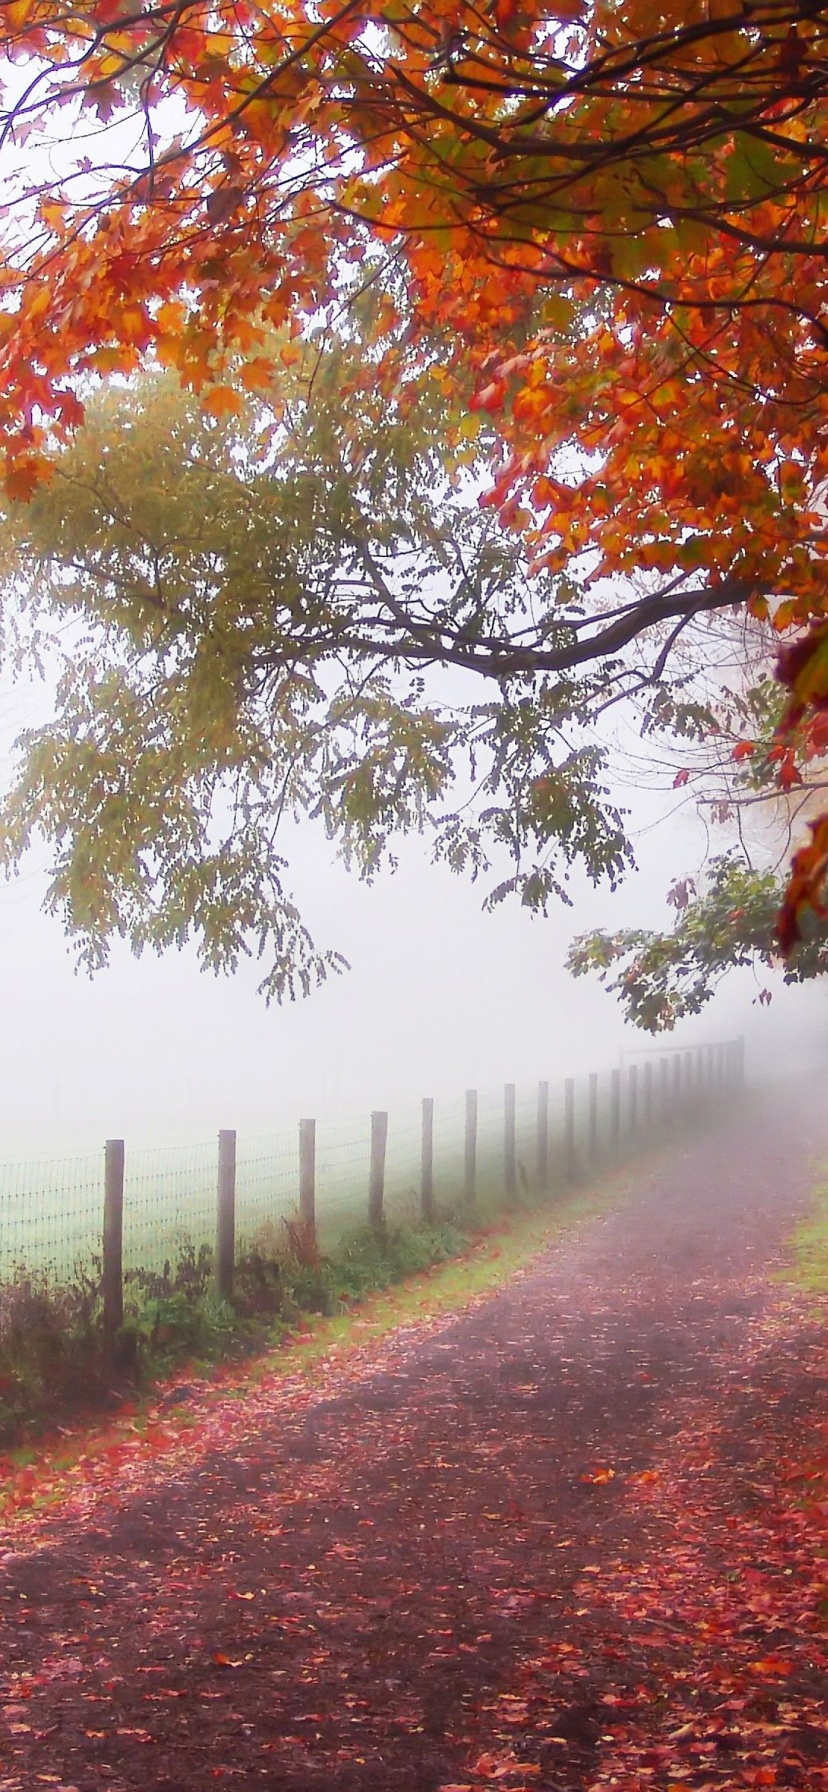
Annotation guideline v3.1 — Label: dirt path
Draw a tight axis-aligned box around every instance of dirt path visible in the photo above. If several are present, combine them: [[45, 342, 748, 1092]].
[[1, 1094, 828, 1792]]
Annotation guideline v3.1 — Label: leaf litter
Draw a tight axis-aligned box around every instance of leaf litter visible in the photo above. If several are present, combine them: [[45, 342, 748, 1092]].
[[0, 1098, 826, 1789]]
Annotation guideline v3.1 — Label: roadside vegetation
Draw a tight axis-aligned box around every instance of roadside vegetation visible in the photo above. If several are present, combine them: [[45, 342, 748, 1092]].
[[781, 1178, 828, 1296], [0, 1168, 629, 1453], [0, 1216, 466, 1446]]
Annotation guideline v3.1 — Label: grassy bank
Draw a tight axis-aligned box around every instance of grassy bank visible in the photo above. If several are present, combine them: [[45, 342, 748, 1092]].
[[780, 1175, 828, 1295], [0, 1166, 632, 1454]]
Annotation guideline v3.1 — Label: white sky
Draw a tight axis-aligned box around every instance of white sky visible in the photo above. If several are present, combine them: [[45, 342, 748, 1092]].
[[0, 662, 822, 1162]]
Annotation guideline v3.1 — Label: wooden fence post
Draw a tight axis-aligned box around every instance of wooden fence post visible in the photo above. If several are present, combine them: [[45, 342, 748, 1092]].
[[504, 1083, 517, 1199], [673, 1054, 682, 1102], [217, 1129, 236, 1301], [644, 1061, 653, 1131], [103, 1138, 124, 1344], [421, 1097, 435, 1223], [369, 1111, 388, 1232], [464, 1089, 478, 1209], [537, 1080, 549, 1192], [610, 1069, 621, 1156], [684, 1051, 693, 1103], [299, 1118, 316, 1244], [660, 1056, 670, 1114], [588, 1071, 599, 1160], [628, 1063, 638, 1135], [565, 1077, 577, 1181]]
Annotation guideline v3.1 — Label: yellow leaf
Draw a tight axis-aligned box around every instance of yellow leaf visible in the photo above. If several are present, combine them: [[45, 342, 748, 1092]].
[[772, 598, 800, 632], [6, 0, 35, 28]]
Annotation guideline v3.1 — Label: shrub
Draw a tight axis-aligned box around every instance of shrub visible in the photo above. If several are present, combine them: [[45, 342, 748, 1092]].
[[0, 1215, 471, 1443], [0, 1259, 104, 1437]]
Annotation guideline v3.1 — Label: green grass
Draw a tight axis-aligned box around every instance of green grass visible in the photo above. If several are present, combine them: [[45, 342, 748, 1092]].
[[0, 1157, 641, 1460], [779, 1176, 828, 1293]]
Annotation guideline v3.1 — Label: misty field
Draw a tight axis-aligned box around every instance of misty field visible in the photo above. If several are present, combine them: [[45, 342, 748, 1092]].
[[0, 1075, 620, 1278]]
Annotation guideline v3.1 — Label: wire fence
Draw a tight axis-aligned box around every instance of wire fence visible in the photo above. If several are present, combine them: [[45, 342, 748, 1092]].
[[0, 1038, 745, 1317]]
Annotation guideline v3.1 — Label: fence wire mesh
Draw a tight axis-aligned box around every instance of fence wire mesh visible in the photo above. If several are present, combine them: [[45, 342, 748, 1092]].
[[236, 1131, 299, 1249], [0, 1043, 743, 1281], [0, 1153, 103, 1278], [122, 1141, 216, 1274]]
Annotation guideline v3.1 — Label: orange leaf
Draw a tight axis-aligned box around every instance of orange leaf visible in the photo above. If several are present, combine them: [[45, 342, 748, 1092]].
[[4, 456, 46, 502], [238, 357, 276, 392], [201, 386, 244, 419], [772, 598, 800, 632], [776, 812, 828, 953]]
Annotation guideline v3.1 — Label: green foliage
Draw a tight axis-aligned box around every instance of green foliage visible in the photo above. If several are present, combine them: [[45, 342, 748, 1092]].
[[0, 1261, 105, 1440], [325, 1220, 468, 1297], [0, 1217, 470, 1442], [567, 853, 828, 1032], [781, 1180, 828, 1295], [0, 334, 633, 997]]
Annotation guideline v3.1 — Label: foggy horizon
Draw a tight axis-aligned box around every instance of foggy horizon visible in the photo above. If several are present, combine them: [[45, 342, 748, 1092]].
[[0, 713, 822, 1161]]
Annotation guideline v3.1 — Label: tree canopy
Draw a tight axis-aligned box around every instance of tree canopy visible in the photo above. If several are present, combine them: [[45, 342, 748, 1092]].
[[3, 0, 828, 999], [568, 854, 828, 1033], [0, 338, 636, 994]]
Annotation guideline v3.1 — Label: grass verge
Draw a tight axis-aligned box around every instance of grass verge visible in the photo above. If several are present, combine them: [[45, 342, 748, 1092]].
[[0, 1165, 633, 1474], [778, 1174, 828, 1294]]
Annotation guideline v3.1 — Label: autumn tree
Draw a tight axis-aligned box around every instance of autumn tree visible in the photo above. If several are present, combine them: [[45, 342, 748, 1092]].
[[567, 855, 828, 1032], [3, 1, 828, 987], [567, 637, 828, 1026], [0, 336, 636, 994]]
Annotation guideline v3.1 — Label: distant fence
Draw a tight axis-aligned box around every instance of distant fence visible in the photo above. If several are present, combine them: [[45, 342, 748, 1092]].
[[0, 1037, 745, 1338]]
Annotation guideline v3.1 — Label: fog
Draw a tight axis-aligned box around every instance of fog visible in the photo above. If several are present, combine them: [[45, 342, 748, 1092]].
[[0, 687, 822, 1160]]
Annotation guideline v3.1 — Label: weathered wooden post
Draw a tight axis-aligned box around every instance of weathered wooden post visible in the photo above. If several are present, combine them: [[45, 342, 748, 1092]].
[[628, 1063, 638, 1135], [644, 1060, 653, 1131], [537, 1080, 549, 1192], [464, 1089, 478, 1209], [673, 1053, 682, 1102], [684, 1051, 693, 1104], [660, 1055, 670, 1114], [610, 1068, 621, 1156], [421, 1097, 435, 1223], [299, 1118, 316, 1244], [103, 1138, 124, 1346], [504, 1083, 517, 1199], [588, 1071, 599, 1160], [369, 1110, 388, 1232], [217, 1129, 236, 1301], [565, 1077, 577, 1181]]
